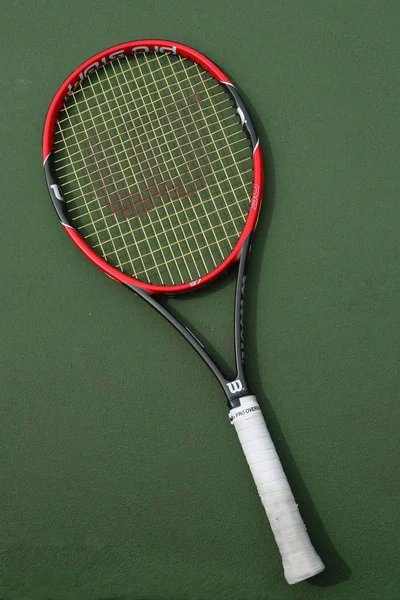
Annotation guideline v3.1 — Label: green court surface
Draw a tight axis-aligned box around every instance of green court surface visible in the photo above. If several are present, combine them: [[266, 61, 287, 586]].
[[0, 1, 399, 599]]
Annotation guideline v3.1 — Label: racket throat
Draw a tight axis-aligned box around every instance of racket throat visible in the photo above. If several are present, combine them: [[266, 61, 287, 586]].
[[225, 379, 251, 409], [126, 281, 251, 404]]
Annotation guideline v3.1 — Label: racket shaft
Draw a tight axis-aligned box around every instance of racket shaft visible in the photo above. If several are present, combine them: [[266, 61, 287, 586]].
[[229, 396, 324, 584]]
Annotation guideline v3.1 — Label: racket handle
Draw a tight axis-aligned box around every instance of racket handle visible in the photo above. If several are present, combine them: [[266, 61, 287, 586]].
[[229, 395, 324, 584]]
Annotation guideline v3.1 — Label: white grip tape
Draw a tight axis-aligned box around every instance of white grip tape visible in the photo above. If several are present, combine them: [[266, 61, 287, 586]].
[[229, 395, 324, 584]]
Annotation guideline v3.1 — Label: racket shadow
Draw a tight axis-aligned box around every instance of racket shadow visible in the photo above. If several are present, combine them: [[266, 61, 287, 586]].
[[246, 117, 350, 587]]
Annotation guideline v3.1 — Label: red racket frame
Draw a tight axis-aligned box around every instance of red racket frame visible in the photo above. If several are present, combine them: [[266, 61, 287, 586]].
[[42, 40, 263, 294]]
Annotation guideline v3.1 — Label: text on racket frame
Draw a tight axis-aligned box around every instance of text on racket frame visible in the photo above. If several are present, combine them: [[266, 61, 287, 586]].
[[66, 45, 177, 97]]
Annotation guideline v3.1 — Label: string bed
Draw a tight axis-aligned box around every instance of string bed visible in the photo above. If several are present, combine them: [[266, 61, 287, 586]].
[[53, 51, 254, 285]]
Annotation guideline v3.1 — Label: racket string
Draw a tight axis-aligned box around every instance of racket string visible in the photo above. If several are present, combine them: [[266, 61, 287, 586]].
[[54, 107, 244, 183], [138, 53, 226, 273], [55, 86, 230, 149], [58, 57, 209, 122], [178, 56, 244, 239], [77, 68, 144, 274], [118, 212, 248, 272], [69, 171, 252, 251], [94, 56, 172, 282], [161, 54, 237, 261], [118, 54, 209, 280]]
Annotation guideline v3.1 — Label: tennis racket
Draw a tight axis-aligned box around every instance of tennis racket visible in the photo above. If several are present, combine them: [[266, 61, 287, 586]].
[[42, 40, 324, 584]]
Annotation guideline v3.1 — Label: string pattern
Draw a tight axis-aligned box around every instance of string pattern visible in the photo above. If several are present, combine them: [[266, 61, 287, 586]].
[[53, 51, 254, 285]]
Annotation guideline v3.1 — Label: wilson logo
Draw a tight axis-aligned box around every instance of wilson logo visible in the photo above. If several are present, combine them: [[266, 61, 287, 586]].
[[66, 45, 177, 97], [226, 380, 243, 394]]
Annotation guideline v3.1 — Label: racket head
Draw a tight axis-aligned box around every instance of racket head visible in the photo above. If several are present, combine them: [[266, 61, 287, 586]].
[[43, 40, 263, 294]]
